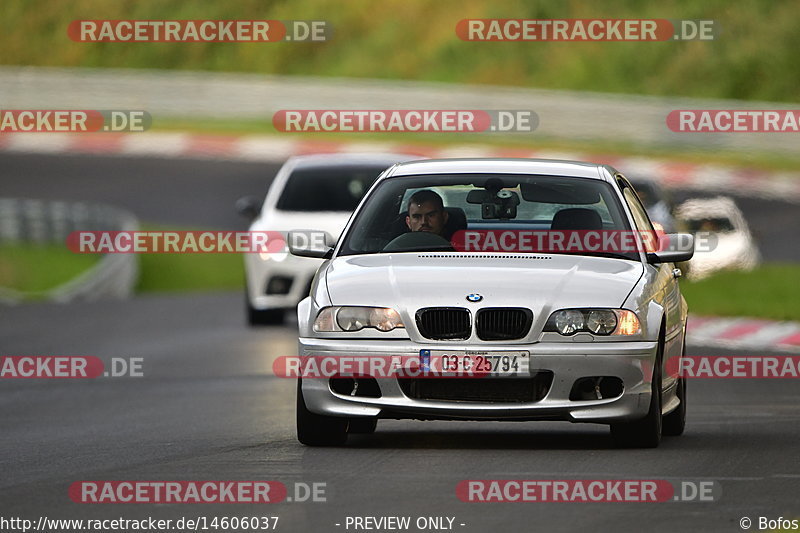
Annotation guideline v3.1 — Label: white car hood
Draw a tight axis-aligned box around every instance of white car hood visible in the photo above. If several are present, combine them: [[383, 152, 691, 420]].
[[324, 253, 643, 315]]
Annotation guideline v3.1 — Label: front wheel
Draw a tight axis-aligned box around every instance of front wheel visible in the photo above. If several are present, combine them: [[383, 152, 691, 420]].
[[611, 337, 663, 448], [296, 380, 348, 446], [662, 377, 686, 436], [663, 339, 687, 436]]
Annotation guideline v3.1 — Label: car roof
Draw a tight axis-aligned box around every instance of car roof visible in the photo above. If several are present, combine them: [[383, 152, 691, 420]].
[[676, 196, 741, 219], [384, 158, 616, 182], [287, 152, 423, 169]]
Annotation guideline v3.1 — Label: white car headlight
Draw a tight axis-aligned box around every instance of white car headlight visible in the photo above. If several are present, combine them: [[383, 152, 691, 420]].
[[313, 307, 404, 332], [258, 251, 288, 262], [546, 309, 640, 336]]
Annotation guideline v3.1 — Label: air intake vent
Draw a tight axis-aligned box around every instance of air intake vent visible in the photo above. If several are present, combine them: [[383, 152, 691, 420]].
[[398, 372, 554, 403], [476, 308, 533, 340], [415, 307, 471, 340]]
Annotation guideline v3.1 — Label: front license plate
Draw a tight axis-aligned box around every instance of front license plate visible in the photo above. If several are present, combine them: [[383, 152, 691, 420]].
[[421, 350, 529, 377]]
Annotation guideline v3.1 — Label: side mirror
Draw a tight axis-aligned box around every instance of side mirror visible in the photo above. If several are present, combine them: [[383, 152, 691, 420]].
[[288, 230, 335, 259], [647, 233, 694, 264], [235, 196, 261, 219]]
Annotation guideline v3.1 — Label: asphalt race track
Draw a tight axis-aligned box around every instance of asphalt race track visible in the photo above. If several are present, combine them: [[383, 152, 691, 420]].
[[2, 152, 799, 532]]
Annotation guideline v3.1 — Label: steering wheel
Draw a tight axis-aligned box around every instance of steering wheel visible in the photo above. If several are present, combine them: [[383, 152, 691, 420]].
[[382, 231, 454, 252]]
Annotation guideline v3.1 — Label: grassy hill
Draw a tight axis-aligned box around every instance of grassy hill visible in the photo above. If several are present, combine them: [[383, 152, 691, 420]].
[[2, 0, 798, 102]]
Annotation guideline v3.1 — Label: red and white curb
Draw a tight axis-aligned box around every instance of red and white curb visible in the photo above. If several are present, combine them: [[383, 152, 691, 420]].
[[688, 316, 800, 353], [1, 131, 799, 202]]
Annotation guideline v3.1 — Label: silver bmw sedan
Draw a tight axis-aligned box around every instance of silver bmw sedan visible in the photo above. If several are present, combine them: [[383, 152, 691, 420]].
[[290, 159, 694, 448]]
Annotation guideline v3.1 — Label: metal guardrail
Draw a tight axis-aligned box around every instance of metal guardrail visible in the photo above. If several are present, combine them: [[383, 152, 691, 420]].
[[0, 198, 139, 304], [0, 66, 798, 155]]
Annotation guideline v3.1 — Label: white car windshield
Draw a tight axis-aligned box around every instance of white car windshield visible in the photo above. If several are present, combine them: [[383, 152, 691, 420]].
[[338, 173, 640, 260], [276, 165, 389, 212]]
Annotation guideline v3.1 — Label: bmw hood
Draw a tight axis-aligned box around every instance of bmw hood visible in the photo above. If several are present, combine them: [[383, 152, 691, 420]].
[[324, 253, 644, 315]]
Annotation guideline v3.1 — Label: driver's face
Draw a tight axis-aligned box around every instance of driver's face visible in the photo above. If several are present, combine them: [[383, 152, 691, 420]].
[[406, 201, 448, 235]]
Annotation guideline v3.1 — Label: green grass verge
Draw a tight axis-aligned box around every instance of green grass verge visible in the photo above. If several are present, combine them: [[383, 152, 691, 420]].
[[134, 224, 244, 293], [0, 243, 101, 296], [4, 0, 800, 103], [0, 229, 245, 298], [681, 264, 800, 321], [136, 252, 243, 293]]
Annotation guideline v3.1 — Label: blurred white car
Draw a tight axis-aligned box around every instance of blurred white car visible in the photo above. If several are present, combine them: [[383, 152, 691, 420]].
[[675, 196, 760, 280], [238, 153, 420, 325]]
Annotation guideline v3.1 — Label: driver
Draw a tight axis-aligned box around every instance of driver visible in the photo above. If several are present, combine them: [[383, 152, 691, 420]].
[[405, 190, 449, 236]]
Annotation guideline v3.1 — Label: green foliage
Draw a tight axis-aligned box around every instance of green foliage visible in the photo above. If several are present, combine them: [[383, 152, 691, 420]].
[[136, 252, 243, 292], [3, 0, 798, 101], [682, 264, 800, 321], [0, 243, 101, 295]]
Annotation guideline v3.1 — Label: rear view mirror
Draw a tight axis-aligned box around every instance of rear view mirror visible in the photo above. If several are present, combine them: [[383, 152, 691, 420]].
[[288, 230, 335, 259], [467, 188, 520, 219], [647, 233, 694, 264]]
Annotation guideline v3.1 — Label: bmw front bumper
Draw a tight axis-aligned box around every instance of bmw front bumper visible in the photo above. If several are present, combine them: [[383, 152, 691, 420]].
[[298, 338, 659, 424]]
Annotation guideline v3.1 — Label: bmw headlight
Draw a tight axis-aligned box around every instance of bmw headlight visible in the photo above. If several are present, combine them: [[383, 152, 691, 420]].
[[545, 309, 640, 336], [585, 309, 617, 335], [313, 307, 404, 332], [554, 309, 584, 335]]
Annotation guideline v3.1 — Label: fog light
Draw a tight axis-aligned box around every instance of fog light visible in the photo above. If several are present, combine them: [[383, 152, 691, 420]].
[[266, 276, 293, 295]]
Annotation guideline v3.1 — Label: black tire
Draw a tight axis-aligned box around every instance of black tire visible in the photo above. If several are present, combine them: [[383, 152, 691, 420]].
[[662, 377, 686, 436], [611, 335, 663, 448], [296, 380, 348, 446], [245, 291, 285, 326], [663, 340, 687, 436], [348, 418, 378, 434]]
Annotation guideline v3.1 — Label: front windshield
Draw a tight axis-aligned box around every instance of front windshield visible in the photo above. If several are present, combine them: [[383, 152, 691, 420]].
[[338, 173, 641, 260], [685, 216, 736, 233]]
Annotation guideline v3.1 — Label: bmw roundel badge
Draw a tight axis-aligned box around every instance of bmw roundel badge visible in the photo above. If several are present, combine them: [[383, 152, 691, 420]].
[[466, 293, 483, 303]]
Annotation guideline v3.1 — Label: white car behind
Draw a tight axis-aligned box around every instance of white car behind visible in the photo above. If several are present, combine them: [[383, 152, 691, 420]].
[[238, 153, 421, 324], [675, 196, 760, 280]]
